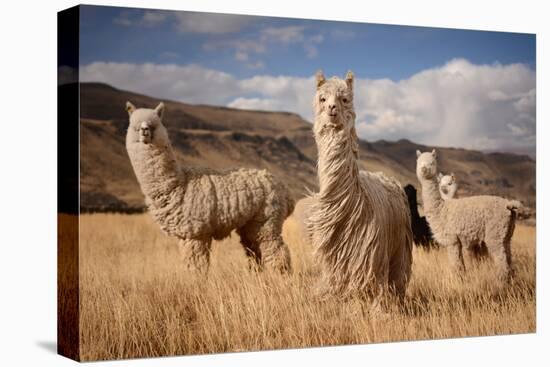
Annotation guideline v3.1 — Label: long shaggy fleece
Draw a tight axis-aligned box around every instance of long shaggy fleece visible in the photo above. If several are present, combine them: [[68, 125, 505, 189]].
[[416, 150, 521, 282], [125, 102, 294, 273], [306, 72, 413, 300]]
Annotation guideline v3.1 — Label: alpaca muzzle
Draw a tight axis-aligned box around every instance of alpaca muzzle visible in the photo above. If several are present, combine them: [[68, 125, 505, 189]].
[[139, 122, 153, 143], [324, 112, 343, 130], [328, 108, 339, 121]]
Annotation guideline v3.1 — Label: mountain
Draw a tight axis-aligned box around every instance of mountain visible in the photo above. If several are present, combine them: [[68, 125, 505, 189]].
[[74, 82, 536, 212]]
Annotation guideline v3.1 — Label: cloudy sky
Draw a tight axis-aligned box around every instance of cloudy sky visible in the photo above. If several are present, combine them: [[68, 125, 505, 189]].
[[77, 5, 536, 157]]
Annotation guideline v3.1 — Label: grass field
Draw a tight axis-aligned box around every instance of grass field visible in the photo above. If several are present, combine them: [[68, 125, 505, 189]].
[[76, 213, 536, 361]]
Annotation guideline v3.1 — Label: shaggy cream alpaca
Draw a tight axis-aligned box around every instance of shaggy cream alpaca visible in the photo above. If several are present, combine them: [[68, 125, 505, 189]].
[[438, 173, 458, 200], [416, 150, 521, 282], [306, 71, 413, 301], [125, 102, 293, 273]]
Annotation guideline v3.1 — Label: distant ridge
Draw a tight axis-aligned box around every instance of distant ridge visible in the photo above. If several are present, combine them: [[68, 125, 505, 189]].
[[75, 82, 535, 212]]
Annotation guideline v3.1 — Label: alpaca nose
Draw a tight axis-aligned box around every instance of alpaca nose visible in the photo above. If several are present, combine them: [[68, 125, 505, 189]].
[[140, 122, 150, 135]]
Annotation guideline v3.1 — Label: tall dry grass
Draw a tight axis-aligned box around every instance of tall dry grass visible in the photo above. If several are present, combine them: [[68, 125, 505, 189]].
[[78, 214, 535, 361]]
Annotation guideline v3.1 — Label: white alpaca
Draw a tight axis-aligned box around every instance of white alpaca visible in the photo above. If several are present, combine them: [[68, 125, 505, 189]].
[[125, 102, 294, 273], [416, 150, 521, 282], [306, 71, 413, 302], [438, 173, 458, 200]]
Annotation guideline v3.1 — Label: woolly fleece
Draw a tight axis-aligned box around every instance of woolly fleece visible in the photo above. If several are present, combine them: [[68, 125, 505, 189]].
[[306, 72, 413, 302], [125, 102, 294, 273], [416, 150, 518, 282], [438, 173, 458, 200]]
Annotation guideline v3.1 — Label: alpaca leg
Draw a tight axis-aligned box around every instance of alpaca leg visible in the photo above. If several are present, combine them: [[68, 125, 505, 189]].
[[177, 238, 211, 274], [258, 237, 291, 273], [237, 228, 262, 270], [240, 222, 291, 273], [447, 241, 466, 275], [487, 239, 513, 284], [367, 283, 391, 316], [467, 241, 489, 264], [388, 240, 413, 303]]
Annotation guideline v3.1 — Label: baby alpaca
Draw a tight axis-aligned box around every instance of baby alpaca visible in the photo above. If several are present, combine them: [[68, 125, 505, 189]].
[[438, 173, 458, 200], [125, 102, 294, 274], [416, 150, 520, 283]]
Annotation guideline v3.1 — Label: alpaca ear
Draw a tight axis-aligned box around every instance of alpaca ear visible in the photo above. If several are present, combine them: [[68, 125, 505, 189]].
[[416, 150, 421, 158], [155, 102, 165, 119], [450, 172, 455, 180], [437, 173, 443, 181], [126, 101, 136, 116], [431, 149, 437, 158], [345, 70, 354, 90], [316, 70, 326, 89]]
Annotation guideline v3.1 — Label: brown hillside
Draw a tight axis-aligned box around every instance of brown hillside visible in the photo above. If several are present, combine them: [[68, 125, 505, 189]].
[[75, 82, 535, 212]]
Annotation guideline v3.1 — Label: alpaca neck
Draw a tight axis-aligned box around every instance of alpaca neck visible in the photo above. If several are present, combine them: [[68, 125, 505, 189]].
[[420, 176, 444, 217], [449, 185, 458, 199], [129, 139, 186, 206], [315, 122, 361, 204]]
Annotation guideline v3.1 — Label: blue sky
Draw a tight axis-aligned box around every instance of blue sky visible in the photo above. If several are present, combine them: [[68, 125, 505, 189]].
[[76, 5, 536, 156], [79, 5, 535, 81]]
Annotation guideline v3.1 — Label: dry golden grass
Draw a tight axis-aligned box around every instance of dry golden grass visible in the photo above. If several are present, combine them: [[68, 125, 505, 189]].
[[78, 214, 535, 361]]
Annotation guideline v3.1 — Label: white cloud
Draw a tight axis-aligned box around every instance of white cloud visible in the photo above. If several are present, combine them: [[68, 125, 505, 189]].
[[80, 59, 536, 155], [234, 51, 249, 62], [112, 10, 250, 34], [246, 61, 265, 69], [304, 34, 324, 58], [80, 62, 239, 105], [261, 26, 306, 44], [310, 34, 324, 43], [141, 11, 168, 27], [174, 13, 251, 34], [304, 44, 319, 58], [204, 26, 324, 60], [233, 50, 266, 69], [237, 75, 314, 115], [112, 11, 133, 26], [228, 97, 282, 111], [354, 59, 536, 153], [113, 10, 168, 28], [204, 39, 266, 54]]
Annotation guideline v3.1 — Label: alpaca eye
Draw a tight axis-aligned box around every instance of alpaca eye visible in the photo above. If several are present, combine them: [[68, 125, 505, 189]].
[[320, 97, 326, 102], [342, 98, 348, 103]]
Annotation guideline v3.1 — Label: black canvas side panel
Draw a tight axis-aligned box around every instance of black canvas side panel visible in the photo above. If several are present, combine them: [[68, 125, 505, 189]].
[[57, 5, 80, 362]]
